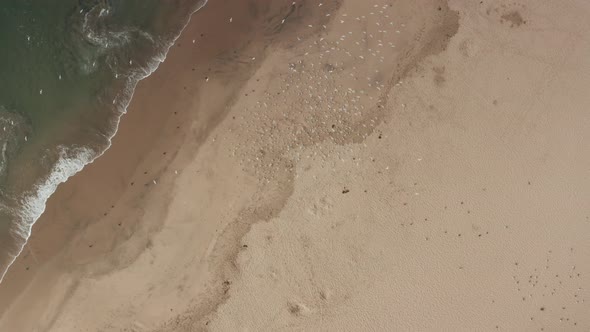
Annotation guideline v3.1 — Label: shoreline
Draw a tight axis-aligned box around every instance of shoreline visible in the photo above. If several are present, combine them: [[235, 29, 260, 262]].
[[0, 0, 209, 284], [0, 0, 341, 328]]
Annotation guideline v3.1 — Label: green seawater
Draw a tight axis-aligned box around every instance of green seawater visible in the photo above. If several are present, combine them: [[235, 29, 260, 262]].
[[0, 0, 204, 281]]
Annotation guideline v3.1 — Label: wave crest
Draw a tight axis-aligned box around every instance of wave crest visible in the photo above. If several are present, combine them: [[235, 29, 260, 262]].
[[0, 146, 95, 282]]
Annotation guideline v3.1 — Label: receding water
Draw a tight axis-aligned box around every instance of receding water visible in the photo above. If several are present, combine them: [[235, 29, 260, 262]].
[[0, 0, 205, 282]]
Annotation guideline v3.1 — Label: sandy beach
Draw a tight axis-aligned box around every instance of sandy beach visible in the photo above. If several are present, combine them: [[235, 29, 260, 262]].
[[1, 0, 589, 331]]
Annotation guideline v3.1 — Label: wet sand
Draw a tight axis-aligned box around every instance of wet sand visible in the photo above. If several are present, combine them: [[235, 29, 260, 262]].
[[1, 0, 589, 331], [0, 0, 340, 330]]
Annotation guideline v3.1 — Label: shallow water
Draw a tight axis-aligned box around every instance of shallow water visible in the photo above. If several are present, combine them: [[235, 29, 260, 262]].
[[0, 0, 205, 281]]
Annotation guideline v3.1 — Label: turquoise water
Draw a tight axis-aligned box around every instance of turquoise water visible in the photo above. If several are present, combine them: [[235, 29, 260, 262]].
[[0, 0, 205, 281]]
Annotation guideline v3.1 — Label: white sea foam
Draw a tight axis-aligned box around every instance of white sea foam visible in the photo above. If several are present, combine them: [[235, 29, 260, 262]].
[[0, 0, 209, 284], [0, 146, 93, 283], [14, 147, 95, 240]]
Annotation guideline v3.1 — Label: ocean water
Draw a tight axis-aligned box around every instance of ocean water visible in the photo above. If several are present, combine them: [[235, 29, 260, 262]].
[[0, 0, 205, 282]]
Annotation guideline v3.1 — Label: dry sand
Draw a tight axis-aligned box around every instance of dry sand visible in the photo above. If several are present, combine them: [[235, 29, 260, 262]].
[[1, 0, 589, 331]]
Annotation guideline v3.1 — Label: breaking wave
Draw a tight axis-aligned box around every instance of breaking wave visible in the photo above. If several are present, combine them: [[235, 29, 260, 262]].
[[0, 0, 209, 283]]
